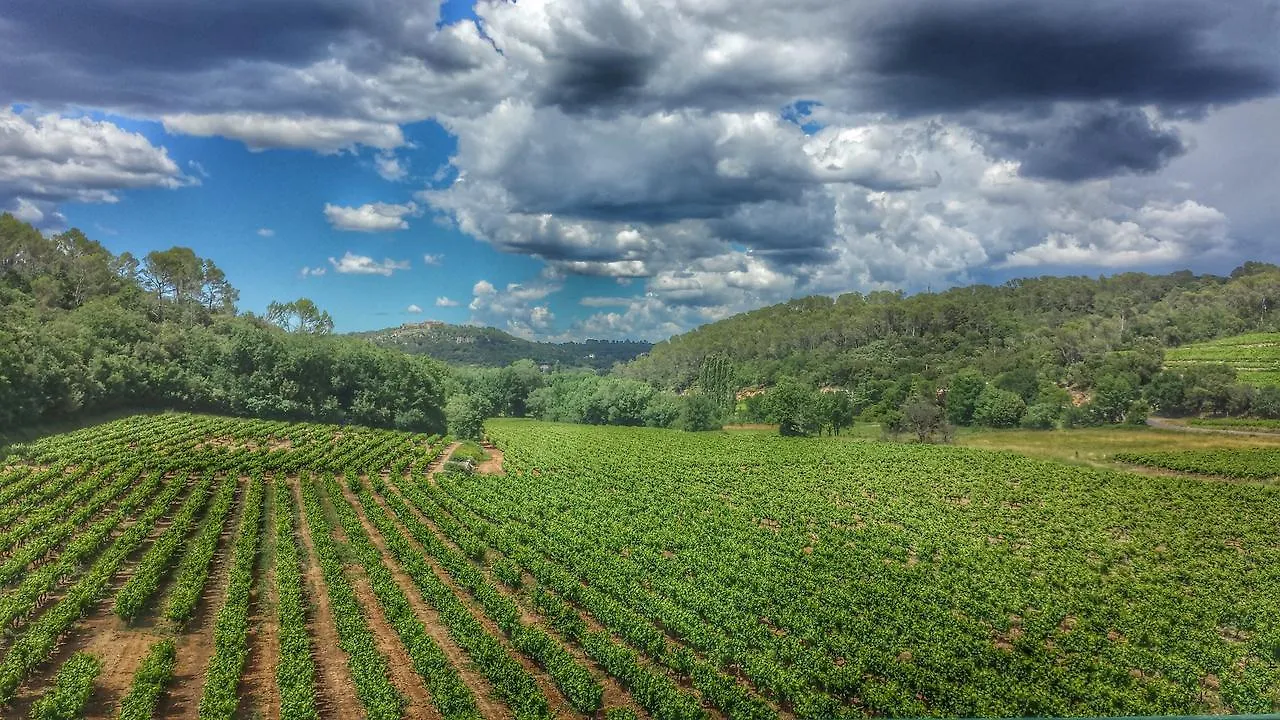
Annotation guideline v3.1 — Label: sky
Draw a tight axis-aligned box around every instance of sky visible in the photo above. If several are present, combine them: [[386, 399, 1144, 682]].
[[1, 0, 1278, 340]]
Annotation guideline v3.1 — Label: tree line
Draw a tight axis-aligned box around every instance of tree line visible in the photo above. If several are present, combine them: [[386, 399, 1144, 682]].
[[0, 214, 448, 434]]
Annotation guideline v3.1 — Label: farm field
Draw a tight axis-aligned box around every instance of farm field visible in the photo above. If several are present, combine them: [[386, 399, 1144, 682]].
[[1164, 332, 1280, 386], [1114, 449, 1280, 480], [0, 414, 1276, 718], [954, 424, 1280, 474]]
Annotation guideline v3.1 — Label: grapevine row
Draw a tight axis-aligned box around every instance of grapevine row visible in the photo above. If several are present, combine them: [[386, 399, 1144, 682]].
[[0, 473, 185, 704], [368, 478, 604, 715], [198, 474, 265, 719], [311, 474, 483, 720], [113, 473, 216, 621], [0, 469, 161, 630], [273, 477, 320, 720], [296, 474, 405, 720], [117, 638, 176, 720], [164, 473, 240, 623]]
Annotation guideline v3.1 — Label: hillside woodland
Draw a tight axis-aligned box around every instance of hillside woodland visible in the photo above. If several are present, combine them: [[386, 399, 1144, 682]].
[[354, 323, 650, 370], [8, 212, 1280, 441], [0, 214, 449, 434]]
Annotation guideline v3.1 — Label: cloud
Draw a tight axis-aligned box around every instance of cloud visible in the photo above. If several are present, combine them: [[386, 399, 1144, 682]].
[[328, 251, 410, 276], [164, 113, 405, 153], [467, 272, 563, 338], [579, 296, 634, 308], [188, 160, 211, 178], [323, 201, 417, 232], [406, 303, 423, 313], [1, 1, 511, 129], [5, 0, 1279, 340], [299, 266, 327, 277], [257, 227, 275, 237], [867, 1, 1278, 115], [978, 105, 1188, 181], [0, 107, 192, 226], [435, 296, 459, 307], [375, 152, 407, 181], [422, 253, 443, 266]]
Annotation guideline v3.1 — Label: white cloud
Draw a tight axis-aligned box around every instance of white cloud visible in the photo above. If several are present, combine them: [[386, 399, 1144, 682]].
[[375, 152, 407, 181], [467, 272, 563, 338], [328, 251, 411, 276], [323, 201, 418, 232], [4, 0, 1272, 341], [0, 108, 191, 225], [162, 113, 405, 154], [257, 227, 275, 237], [188, 160, 210, 178], [422, 253, 444, 266], [300, 266, 327, 277], [579, 296, 634, 307], [435, 296, 459, 307], [406, 303, 423, 313]]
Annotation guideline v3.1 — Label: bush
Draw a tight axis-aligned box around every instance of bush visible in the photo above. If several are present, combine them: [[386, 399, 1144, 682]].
[[451, 441, 488, 465], [1020, 403, 1062, 430], [677, 393, 723, 432], [445, 394, 485, 440], [973, 387, 1026, 428], [1124, 399, 1150, 426]]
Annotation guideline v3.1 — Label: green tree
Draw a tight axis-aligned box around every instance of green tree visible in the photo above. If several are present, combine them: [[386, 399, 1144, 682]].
[[973, 387, 1027, 428], [764, 379, 821, 436], [142, 247, 202, 301], [946, 370, 987, 426], [819, 391, 855, 435], [677, 393, 723, 431], [267, 299, 334, 335], [445, 394, 485, 440], [900, 396, 946, 442], [1090, 375, 1138, 424], [698, 353, 736, 417]]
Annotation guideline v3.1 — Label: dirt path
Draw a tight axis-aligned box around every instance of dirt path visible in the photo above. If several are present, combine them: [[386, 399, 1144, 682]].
[[372, 481, 641, 719], [424, 442, 461, 476], [290, 481, 364, 720], [157, 477, 247, 719], [341, 482, 513, 720], [476, 444, 504, 475], [238, 478, 280, 720]]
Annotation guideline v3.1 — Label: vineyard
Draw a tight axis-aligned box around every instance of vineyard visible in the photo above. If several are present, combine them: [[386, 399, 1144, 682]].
[[1188, 418, 1280, 431], [1115, 448, 1280, 480], [1165, 332, 1280, 386], [0, 414, 1276, 718]]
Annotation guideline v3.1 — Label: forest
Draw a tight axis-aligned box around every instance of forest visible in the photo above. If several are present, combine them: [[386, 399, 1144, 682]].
[[0, 214, 449, 435], [7, 211, 1280, 442]]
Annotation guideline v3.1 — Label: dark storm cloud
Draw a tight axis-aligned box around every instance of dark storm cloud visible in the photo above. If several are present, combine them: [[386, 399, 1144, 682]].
[[708, 194, 840, 267], [1, 0, 359, 72], [868, 1, 1279, 113], [984, 106, 1188, 181], [0, 0, 476, 118], [539, 48, 656, 113]]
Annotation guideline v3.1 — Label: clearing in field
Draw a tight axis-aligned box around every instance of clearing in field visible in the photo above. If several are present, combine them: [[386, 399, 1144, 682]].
[[1164, 332, 1280, 386], [0, 413, 1276, 719]]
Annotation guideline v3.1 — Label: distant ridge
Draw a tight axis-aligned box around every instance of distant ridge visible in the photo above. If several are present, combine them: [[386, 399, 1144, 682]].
[[351, 321, 651, 369]]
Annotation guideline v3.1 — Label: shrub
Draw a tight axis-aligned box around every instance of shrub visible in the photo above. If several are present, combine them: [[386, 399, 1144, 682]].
[[973, 387, 1026, 428]]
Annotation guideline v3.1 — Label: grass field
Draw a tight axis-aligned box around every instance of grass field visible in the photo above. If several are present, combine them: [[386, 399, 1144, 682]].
[[0, 413, 1277, 718], [1165, 332, 1280, 385], [955, 425, 1280, 476]]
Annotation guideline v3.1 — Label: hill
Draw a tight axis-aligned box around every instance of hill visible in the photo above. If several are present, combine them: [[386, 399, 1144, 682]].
[[353, 321, 651, 370], [621, 264, 1280, 391], [1164, 332, 1280, 386]]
